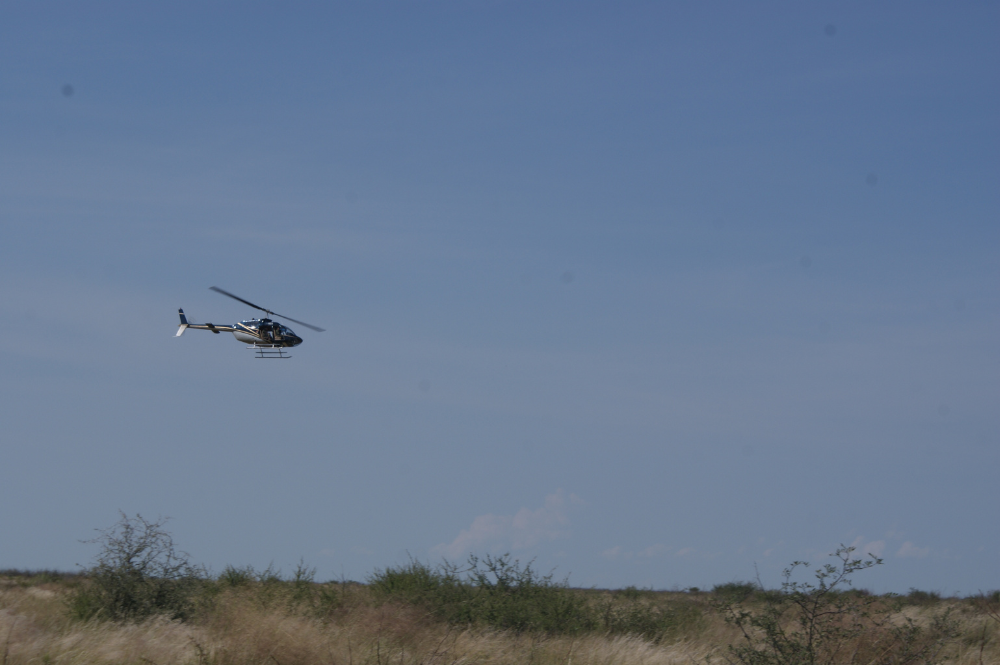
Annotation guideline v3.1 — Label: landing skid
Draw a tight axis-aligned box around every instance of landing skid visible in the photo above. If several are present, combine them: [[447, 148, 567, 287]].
[[247, 345, 291, 359]]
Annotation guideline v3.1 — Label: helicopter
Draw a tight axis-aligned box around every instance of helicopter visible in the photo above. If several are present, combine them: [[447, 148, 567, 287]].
[[175, 286, 324, 358]]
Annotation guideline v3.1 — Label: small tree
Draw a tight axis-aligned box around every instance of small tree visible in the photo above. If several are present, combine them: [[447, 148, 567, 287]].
[[70, 512, 203, 622], [715, 546, 956, 665], [717, 546, 881, 665]]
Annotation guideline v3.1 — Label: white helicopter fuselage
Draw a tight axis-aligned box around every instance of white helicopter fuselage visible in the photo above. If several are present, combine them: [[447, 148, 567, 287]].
[[176, 311, 303, 348]]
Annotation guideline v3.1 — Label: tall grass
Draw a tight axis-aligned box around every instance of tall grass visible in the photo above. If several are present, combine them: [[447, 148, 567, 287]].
[[1, 573, 727, 665], [2, 566, 997, 664]]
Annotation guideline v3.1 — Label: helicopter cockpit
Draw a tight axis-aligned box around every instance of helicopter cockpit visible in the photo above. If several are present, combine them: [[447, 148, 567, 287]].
[[240, 319, 300, 345]]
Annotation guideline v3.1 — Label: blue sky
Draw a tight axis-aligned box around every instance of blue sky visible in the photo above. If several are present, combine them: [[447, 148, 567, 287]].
[[1, 2, 997, 594]]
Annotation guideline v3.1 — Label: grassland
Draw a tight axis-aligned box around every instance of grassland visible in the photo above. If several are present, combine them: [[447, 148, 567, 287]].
[[1, 566, 998, 665]]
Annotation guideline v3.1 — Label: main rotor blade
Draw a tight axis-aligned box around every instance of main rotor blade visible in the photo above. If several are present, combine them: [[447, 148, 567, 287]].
[[209, 286, 325, 332], [210, 286, 267, 312], [270, 313, 325, 333]]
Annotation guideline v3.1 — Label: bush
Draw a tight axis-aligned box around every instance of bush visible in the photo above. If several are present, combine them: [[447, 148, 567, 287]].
[[461, 553, 593, 634], [369, 555, 708, 640], [369, 554, 593, 634], [368, 557, 460, 608], [714, 546, 957, 665], [713, 582, 759, 601], [217, 564, 256, 588], [597, 592, 703, 643], [69, 512, 203, 622], [906, 588, 942, 605], [970, 591, 1000, 628]]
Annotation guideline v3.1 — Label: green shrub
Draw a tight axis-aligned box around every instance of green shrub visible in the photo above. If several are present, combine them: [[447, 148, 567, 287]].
[[369, 554, 593, 635], [712, 581, 759, 601], [460, 554, 593, 634], [369, 555, 708, 640], [289, 559, 317, 606], [617, 585, 644, 601], [906, 588, 942, 605], [211, 561, 320, 611], [218, 565, 256, 588], [315, 579, 358, 617], [69, 513, 203, 622], [368, 558, 459, 607], [597, 594, 703, 643]]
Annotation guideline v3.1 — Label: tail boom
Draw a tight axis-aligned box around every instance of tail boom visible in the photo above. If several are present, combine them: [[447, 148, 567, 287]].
[[176, 308, 234, 336]]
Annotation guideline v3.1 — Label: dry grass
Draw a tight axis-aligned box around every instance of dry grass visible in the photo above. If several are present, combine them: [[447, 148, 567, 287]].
[[1, 576, 998, 665]]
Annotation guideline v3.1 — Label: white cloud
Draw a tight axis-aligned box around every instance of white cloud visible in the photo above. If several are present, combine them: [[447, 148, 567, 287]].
[[849, 536, 886, 558], [433, 490, 582, 560], [601, 546, 624, 560], [638, 544, 671, 558], [884, 527, 904, 540], [896, 541, 930, 558]]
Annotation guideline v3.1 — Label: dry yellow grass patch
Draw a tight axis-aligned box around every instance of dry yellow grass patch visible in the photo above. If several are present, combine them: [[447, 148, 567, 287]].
[[0, 583, 718, 665], [1, 578, 998, 664]]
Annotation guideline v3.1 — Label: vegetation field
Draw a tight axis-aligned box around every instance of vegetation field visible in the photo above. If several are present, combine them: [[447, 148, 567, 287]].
[[1, 516, 998, 664], [3, 569, 999, 664]]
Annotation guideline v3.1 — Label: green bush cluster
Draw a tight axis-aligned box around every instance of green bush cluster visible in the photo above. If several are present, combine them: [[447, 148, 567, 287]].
[[905, 588, 943, 605], [368, 554, 703, 640], [201, 560, 355, 620], [69, 512, 352, 625], [369, 554, 590, 634]]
